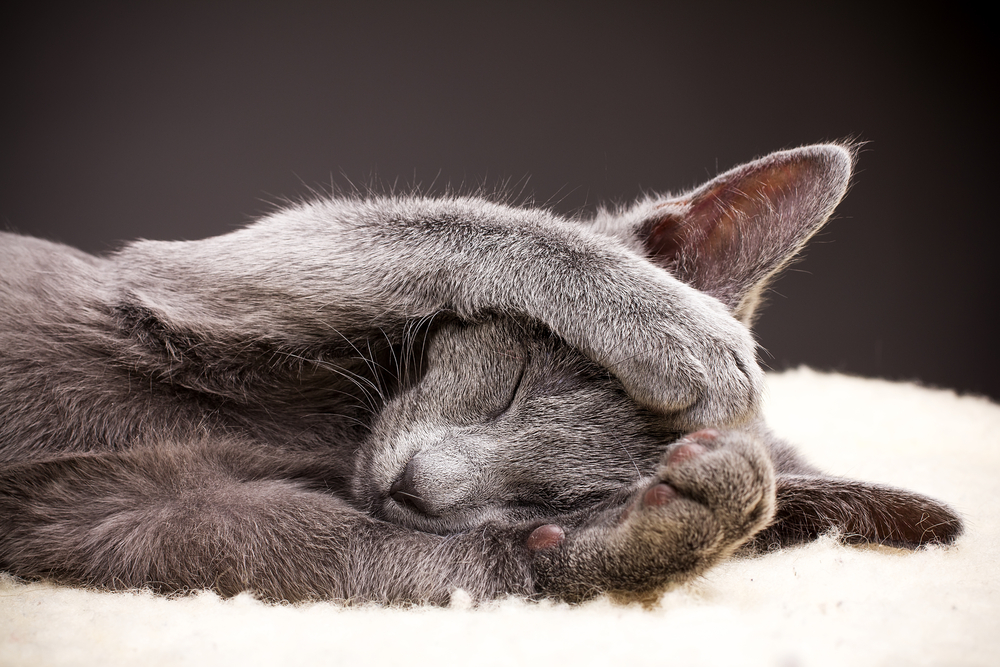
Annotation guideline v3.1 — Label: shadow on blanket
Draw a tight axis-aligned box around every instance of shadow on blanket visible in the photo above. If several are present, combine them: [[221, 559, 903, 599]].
[[2, 368, 998, 667]]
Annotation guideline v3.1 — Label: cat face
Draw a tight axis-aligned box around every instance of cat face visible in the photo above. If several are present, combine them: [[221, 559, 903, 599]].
[[354, 318, 683, 533], [355, 144, 856, 534]]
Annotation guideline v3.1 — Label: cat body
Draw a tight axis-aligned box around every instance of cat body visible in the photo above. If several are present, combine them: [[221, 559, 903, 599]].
[[0, 145, 962, 603]]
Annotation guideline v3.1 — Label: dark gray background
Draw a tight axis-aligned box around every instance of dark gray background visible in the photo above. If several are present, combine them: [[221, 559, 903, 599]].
[[2, 3, 997, 400]]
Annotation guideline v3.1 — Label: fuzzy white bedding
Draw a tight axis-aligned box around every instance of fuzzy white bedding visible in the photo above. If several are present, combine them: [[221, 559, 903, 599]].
[[2, 368, 997, 667]]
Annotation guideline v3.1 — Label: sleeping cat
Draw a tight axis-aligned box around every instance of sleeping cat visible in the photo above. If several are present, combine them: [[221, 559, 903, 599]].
[[0, 145, 962, 604]]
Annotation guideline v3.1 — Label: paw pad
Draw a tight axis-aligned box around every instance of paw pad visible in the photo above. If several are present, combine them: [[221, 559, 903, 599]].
[[527, 524, 565, 551], [666, 442, 709, 467], [642, 483, 677, 508]]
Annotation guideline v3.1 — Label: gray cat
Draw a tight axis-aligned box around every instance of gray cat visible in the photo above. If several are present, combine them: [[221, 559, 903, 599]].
[[0, 145, 961, 604]]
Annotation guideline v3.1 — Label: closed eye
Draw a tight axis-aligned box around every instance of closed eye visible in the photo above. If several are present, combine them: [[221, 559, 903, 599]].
[[485, 350, 527, 421]]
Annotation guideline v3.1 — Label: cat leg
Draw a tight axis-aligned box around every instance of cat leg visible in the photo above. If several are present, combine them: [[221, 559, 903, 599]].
[[735, 425, 964, 550], [529, 428, 776, 603], [0, 443, 541, 603], [113, 198, 763, 429], [746, 474, 964, 551]]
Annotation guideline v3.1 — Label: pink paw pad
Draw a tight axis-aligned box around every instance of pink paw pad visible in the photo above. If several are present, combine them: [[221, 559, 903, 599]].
[[642, 483, 678, 507], [666, 442, 709, 467], [686, 428, 719, 442], [527, 524, 565, 551]]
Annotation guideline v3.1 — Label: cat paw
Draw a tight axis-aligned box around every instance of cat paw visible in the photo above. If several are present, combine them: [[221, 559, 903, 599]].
[[615, 428, 775, 549], [531, 428, 775, 601], [609, 292, 764, 429], [651, 428, 774, 535]]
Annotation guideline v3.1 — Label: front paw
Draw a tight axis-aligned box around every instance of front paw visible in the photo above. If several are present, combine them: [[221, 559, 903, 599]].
[[653, 428, 775, 539], [611, 293, 764, 429], [531, 428, 775, 602]]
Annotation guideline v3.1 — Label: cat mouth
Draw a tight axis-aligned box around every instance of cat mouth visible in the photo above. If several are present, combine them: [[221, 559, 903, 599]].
[[379, 495, 489, 534], [378, 465, 522, 534], [389, 486, 435, 516]]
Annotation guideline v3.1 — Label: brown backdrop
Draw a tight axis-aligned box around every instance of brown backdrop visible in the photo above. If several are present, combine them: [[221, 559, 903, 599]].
[[2, 2, 997, 400]]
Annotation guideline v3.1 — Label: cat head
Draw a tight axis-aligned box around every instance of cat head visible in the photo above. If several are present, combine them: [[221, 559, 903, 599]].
[[356, 144, 855, 534]]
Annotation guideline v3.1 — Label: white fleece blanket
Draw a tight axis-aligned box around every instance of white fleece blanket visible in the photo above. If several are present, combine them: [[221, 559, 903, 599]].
[[2, 368, 998, 667]]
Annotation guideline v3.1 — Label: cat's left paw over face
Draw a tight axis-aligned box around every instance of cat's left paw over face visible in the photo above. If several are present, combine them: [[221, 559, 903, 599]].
[[530, 428, 776, 602], [610, 292, 764, 430]]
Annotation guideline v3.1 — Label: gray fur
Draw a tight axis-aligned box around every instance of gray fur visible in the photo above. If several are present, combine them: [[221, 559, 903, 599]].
[[0, 145, 961, 604]]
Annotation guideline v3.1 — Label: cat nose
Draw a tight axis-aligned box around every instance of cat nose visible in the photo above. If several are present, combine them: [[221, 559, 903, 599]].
[[390, 458, 430, 514]]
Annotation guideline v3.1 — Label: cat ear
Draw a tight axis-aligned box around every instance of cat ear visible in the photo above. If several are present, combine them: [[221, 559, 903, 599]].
[[748, 474, 964, 551], [624, 144, 853, 325]]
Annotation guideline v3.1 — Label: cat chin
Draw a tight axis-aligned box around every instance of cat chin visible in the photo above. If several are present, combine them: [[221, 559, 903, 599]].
[[373, 499, 536, 535], [375, 502, 491, 534]]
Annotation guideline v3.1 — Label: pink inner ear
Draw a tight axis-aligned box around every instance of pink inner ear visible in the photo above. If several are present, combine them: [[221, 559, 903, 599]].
[[688, 159, 804, 227], [637, 147, 852, 315], [640, 197, 737, 305], [685, 158, 807, 258], [642, 210, 688, 264]]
